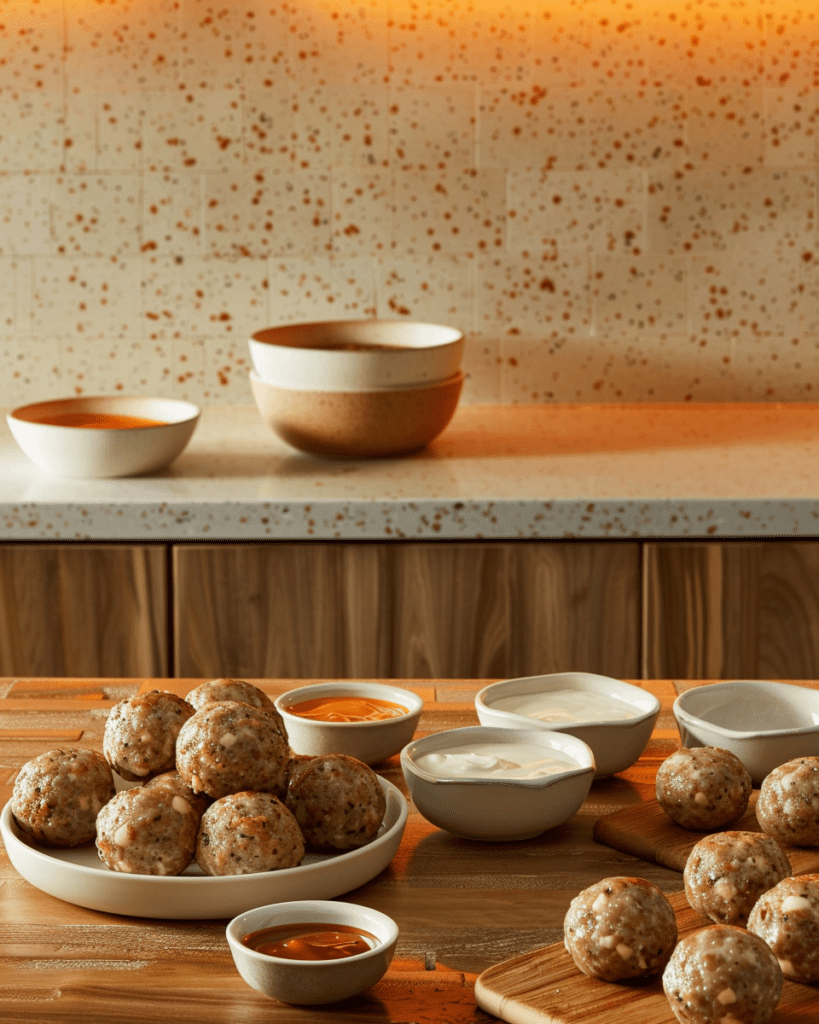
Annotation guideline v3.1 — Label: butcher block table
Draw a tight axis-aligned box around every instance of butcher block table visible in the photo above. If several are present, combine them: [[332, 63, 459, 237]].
[[0, 677, 814, 1024]]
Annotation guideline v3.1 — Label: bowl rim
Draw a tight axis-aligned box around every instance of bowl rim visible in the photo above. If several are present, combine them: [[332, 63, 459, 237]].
[[8, 394, 201, 429], [400, 725, 596, 789], [226, 899, 399, 970], [673, 679, 819, 740], [275, 681, 424, 731], [250, 318, 464, 352], [475, 672, 661, 729], [249, 368, 464, 395]]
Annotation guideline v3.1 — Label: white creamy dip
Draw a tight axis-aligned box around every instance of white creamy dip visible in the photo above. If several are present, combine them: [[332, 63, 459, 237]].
[[489, 689, 642, 724], [414, 742, 576, 780]]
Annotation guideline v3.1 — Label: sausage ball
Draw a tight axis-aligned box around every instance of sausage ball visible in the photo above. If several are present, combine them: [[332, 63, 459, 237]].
[[11, 747, 115, 847], [285, 753, 386, 850], [175, 700, 289, 799], [142, 769, 211, 821], [185, 679, 287, 740], [656, 746, 752, 831], [563, 876, 678, 982], [96, 784, 199, 876], [756, 756, 819, 847], [195, 790, 305, 876], [663, 925, 783, 1024], [747, 874, 819, 983], [683, 830, 791, 926], [103, 690, 195, 782]]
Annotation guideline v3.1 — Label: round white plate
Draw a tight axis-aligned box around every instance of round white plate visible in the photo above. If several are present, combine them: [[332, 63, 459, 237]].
[[0, 778, 407, 920]]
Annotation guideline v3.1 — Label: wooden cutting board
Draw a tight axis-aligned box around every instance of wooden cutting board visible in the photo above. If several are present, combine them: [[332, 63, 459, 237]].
[[591, 793, 819, 875], [474, 890, 819, 1024]]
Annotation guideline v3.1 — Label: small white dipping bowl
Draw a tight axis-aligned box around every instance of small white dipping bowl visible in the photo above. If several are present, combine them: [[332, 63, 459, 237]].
[[673, 680, 819, 786], [400, 726, 595, 841], [249, 319, 464, 391], [275, 682, 423, 766], [226, 899, 398, 1005], [475, 672, 660, 778], [7, 395, 200, 478]]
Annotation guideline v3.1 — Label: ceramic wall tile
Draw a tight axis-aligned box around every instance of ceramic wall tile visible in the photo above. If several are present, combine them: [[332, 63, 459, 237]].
[[3, 336, 62, 407], [4, 0, 819, 409]]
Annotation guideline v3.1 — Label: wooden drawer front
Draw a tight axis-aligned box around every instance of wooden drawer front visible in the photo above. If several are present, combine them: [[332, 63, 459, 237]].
[[173, 541, 641, 680], [643, 541, 819, 680], [0, 544, 168, 677]]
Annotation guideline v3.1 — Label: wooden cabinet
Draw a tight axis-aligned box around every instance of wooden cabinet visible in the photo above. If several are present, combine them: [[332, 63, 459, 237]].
[[643, 541, 819, 679], [0, 544, 168, 677], [172, 541, 641, 681], [7, 537, 819, 682]]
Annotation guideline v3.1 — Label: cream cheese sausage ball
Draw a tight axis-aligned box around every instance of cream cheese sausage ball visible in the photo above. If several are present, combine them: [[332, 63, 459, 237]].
[[747, 874, 819, 983], [683, 830, 791, 926], [142, 769, 211, 821], [656, 746, 752, 831], [285, 753, 386, 850], [563, 876, 678, 981], [756, 756, 819, 847], [175, 700, 289, 799], [12, 747, 115, 847], [195, 791, 305, 876], [185, 679, 287, 738], [104, 690, 195, 782], [96, 784, 199, 876], [663, 925, 783, 1024]]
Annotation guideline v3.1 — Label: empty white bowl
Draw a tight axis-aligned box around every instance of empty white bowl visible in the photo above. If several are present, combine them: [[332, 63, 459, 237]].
[[7, 395, 200, 478], [475, 672, 660, 778], [226, 900, 398, 1005], [275, 682, 423, 766], [400, 725, 595, 841], [673, 680, 819, 785], [249, 319, 464, 391]]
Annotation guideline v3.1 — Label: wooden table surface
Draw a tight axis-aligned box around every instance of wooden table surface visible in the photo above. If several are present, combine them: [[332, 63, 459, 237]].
[[0, 677, 752, 1024]]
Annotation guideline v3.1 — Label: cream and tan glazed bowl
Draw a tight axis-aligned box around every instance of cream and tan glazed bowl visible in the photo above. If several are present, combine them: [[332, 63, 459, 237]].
[[250, 370, 463, 459], [249, 319, 464, 391]]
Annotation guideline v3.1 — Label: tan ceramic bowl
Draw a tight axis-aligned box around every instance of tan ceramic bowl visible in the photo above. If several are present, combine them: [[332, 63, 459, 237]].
[[249, 319, 464, 391], [250, 370, 463, 459]]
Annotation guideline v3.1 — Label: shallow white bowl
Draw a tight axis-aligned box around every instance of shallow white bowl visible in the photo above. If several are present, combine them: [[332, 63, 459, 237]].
[[673, 680, 819, 785], [400, 726, 595, 841], [475, 672, 660, 778], [226, 900, 398, 1005], [275, 682, 423, 766], [7, 395, 200, 478], [249, 319, 464, 391]]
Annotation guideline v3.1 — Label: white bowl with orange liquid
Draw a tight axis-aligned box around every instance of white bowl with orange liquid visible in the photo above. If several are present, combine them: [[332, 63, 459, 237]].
[[275, 682, 424, 766], [6, 395, 200, 478]]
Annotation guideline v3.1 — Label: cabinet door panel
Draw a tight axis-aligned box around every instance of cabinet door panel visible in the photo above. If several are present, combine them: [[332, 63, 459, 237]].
[[643, 542, 819, 679], [173, 544, 390, 678], [510, 542, 641, 679], [0, 545, 168, 677]]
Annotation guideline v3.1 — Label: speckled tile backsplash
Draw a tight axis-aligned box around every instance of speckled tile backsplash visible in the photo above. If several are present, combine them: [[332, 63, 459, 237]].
[[2, 0, 818, 408]]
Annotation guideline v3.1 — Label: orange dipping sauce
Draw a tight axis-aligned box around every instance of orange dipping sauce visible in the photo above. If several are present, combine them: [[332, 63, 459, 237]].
[[33, 412, 167, 429], [242, 923, 377, 961], [283, 695, 409, 723]]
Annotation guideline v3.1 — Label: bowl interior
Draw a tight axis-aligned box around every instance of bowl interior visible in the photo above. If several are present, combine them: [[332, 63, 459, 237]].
[[251, 319, 463, 353], [10, 395, 200, 429], [276, 682, 423, 728], [675, 681, 819, 736], [476, 672, 659, 726]]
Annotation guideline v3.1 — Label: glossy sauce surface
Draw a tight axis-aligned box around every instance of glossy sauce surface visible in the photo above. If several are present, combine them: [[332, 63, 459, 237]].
[[32, 412, 167, 429], [490, 688, 642, 723], [414, 741, 577, 780], [242, 923, 378, 961], [283, 695, 409, 723]]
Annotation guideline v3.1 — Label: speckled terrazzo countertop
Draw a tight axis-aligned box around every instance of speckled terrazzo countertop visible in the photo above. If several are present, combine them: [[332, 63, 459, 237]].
[[3, 403, 819, 541]]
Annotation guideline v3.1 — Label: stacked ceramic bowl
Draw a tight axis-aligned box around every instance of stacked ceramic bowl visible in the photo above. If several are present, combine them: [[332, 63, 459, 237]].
[[248, 319, 464, 458]]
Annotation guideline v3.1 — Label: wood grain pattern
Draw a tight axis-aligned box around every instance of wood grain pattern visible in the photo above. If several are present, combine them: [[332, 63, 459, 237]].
[[643, 542, 819, 680], [173, 541, 641, 681], [474, 890, 819, 1024], [593, 796, 819, 875], [0, 544, 168, 677]]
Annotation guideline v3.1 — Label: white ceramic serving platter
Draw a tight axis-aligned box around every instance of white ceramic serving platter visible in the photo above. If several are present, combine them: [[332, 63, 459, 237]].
[[0, 778, 406, 920]]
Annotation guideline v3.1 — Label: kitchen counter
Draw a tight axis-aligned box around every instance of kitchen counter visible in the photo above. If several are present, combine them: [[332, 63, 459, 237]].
[[3, 403, 819, 541]]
